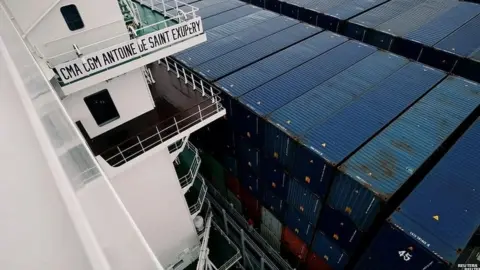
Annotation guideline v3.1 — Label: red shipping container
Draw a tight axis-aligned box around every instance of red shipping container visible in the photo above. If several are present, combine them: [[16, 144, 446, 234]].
[[226, 173, 241, 197], [240, 186, 261, 225], [282, 227, 308, 261], [306, 252, 333, 270]]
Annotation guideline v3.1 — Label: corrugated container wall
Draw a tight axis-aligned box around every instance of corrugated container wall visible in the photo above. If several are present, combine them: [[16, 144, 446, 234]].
[[262, 189, 286, 219], [267, 51, 409, 198], [260, 158, 290, 199], [287, 179, 322, 224], [331, 76, 480, 234], [281, 227, 309, 261], [356, 118, 480, 270], [196, 22, 321, 80], [260, 224, 281, 251], [177, 15, 297, 67], [261, 206, 283, 238], [312, 231, 349, 270], [284, 206, 315, 244]]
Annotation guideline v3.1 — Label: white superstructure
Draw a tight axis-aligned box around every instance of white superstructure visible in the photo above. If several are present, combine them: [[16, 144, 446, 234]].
[[0, 0, 239, 269]]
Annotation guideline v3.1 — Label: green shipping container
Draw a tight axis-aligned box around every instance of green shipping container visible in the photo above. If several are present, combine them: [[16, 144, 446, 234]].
[[200, 152, 227, 196]]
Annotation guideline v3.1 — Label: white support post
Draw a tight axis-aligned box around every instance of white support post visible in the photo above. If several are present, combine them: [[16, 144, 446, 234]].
[[173, 117, 180, 134], [198, 105, 203, 121], [137, 136, 145, 153], [156, 126, 163, 142], [183, 68, 187, 84], [118, 146, 127, 163], [175, 62, 180, 78], [165, 58, 170, 71], [210, 86, 215, 103], [192, 74, 196, 89], [200, 80, 205, 96]]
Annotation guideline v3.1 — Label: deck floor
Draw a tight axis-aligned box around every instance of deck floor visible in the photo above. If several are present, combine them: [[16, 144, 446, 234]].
[[78, 62, 213, 166]]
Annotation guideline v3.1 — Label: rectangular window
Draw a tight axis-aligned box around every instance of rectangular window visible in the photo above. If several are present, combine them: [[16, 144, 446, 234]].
[[84, 89, 120, 126], [60, 5, 84, 31]]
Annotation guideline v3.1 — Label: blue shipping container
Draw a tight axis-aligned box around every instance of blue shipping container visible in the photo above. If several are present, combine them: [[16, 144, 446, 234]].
[[287, 178, 321, 224], [202, 5, 269, 30], [217, 31, 347, 98], [284, 206, 315, 244], [194, 0, 246, 19], [238, 165, 261, 196], [260, 158, 290, 199], [196, 23, 321, 80], [177, 16, 298, 67], [311, 231, 349, 270], [262, 189, 286, 220], [267, 51, 409, 198], [330, 76, 480, 234], [343, 0, 428, 41], [220, 32, 348, 148], [240, 40, 376, 117], [318, 205, 363, 255], [236, 134, 260, 173], [356, 119, 480, 270]]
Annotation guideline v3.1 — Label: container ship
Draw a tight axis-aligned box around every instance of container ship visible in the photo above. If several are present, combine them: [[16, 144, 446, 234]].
[[0, 0, 479, 269]]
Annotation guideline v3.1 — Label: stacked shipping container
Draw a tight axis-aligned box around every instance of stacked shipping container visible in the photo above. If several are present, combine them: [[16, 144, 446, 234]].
[[356, 117, 480, 269], [178, 0, 480, 269], [241, 0, 480, 83]]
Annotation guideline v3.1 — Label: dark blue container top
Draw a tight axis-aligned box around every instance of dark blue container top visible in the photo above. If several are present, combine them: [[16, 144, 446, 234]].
[[391, 118, 480, 265], [332, 76, 480, 231], [201, 5, 269, 30], [357, 118, 480, 269], [434, 14, 480, 58], [216, 31, 347, 98], [177, 16, 298, 67], [347, 0, 429, 29], [196, 23, 321, 80], [192, 0, 246, 19], [239, 41, 376, 117]]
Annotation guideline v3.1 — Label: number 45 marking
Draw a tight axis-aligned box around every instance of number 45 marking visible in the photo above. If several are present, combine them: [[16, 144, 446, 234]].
[[398, 251, 412, 261]]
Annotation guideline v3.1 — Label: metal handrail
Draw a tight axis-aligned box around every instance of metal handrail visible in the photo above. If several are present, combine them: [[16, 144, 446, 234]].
[[100, 96, 224, 167], [44, 0, 199, 63], [189, 174, 208, 216], [206, 182, 293, 270], [211, 221, 242, 270], [197, 205, 213, 270], [178, 141, 201, 188]]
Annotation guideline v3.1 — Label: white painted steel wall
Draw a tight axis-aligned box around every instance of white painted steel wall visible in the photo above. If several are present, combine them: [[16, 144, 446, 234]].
[[110, 147, 200, 267], [2, 0, 128, 64], [0, 6, 163, 269], [0, 43, 93, 270], [62, 68, 155, 138]]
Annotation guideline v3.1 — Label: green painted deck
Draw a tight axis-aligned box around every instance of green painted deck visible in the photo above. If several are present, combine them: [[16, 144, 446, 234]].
[[132, 1, 177, 35]]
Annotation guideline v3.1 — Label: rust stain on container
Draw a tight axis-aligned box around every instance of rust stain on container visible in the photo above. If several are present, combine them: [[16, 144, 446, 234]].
[[391, 140, 414, 154]]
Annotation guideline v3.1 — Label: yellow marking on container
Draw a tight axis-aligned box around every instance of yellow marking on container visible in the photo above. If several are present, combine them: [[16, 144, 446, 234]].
[[345, 207, 352, 214], [333, 234, 339, 240], [273, 152, 279, 158], [305, 176, 311, 183], [433, 215, 439, 221]]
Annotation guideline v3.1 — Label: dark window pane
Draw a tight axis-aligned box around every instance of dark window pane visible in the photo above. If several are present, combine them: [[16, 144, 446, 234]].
[[60, 5, 84, 31], [84, 89, 120, 126]]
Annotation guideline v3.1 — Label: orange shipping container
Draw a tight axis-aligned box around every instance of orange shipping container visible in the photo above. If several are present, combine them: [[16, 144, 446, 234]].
[[281, 227, 308, 261]]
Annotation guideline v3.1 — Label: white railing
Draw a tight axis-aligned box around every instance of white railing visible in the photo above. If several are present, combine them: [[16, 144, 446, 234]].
[[178, 141, 201, 188], [189, 175, 208, 217], [100, 96, 224, 167], [197, 204, 213, 270], [44, 0, 200, 64]]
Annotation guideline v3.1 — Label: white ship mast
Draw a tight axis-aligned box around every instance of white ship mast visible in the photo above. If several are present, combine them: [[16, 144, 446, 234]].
[[0, 0, 240, 269]]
